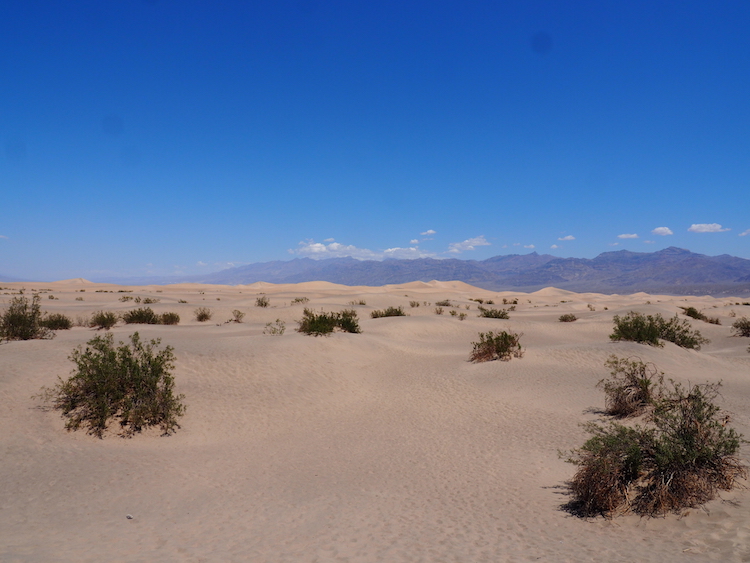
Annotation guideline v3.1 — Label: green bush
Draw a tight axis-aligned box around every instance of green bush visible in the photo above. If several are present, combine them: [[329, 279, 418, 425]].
[[470, 330, 523, 362], [40, 313, 73, 331], [90, 311, 118, 330], [159, 312, 180, 325], [122, 307, 160, 324], [371, 306, 406, 318], [255, 295, 269, 308], [263, 319, 286, 335], [41, 332, 185, 438], [559, 314, 577, 323], [565, 369, 746, 517], [679, 306, 720, 325], [194, 307, 212, 322], [297, 308, 361, 336], [731, 316, 750, 337], [598, 356, 663, 418], [477, 306, 510, 319], [0, 294, 53, 341], [610, 311, 709, 350]]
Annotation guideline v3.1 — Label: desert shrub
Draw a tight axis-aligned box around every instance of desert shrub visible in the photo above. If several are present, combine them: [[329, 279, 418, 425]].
[[229, 309, 245, 323], [159, 312, 180, 325], [566, 372, 746, 517], [122, 307, 159, 324], [75, 297, 84, 301], [0, 294, 53, 341], [90, 311, 118, 330], [194, 307, 212, 322], [470, 330, 523, 362], [435, 299, 452, 307], [347, 299, 366, 306], [178, 299, 188, 304], [371, 306, 406, 318], [588, 304, 596, 312], [559, 313, 578, 322], [679, 306, 721, 325], [40, 313, 73, 331], [409, 300, 420, 308], [291, 297, 309, 305], [477, 306, 510, 319], [610, 311, 709, 350], [255, 295, 269, 308], [119, 295, 133, 302], [142, 297, 160, 304], [598, 356, 663, 418], [458, 312, 467, 320], [263, 319, 286, 335], [470, 298, 484, 304], [41, 332, 185, 438], [502, 298, 518, 305], [434, 307, 444, 315], [486, 300, 494, 305], [297, 308, 361, 336], [731, 316, 750, 337], [450, 310, 457, 316]]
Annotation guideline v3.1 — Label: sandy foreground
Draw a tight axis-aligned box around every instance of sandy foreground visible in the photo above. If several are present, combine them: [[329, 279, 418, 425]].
[[1, 279, 749, 562]]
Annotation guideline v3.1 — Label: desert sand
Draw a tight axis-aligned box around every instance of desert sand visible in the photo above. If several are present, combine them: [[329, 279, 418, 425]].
[[1, 279, 749, 562]]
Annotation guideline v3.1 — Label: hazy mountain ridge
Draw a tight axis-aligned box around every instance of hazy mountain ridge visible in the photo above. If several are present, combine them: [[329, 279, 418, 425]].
[[60, 247, 750, 295]]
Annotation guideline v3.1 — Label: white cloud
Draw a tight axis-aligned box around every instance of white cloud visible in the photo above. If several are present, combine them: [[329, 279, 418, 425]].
[[324, 237, 335, 242], [688, 223, 730, 233], [651, 227, 673, 236], [421, 229, 436, 236], [447, 235, 491, 254], [550, 244, 559, 249], [524, 244, 535, 249], [644, 240, 655, 244], [410, 239, 419, 244], [618, 233, 639, 239], [558, 235, 575, 241], [738, 229, 750, 237], [290, 239, 435, 260], [609, 243, 620, 246]]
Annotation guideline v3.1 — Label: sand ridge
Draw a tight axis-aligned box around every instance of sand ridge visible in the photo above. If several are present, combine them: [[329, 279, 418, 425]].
[[1, 280, 749, 561]]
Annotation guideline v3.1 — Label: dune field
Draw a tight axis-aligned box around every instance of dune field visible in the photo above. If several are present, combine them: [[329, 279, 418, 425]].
[[1, 279, 749, 562]]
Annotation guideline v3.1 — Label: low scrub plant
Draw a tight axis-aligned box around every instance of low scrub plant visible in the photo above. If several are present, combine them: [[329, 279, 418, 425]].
[[598, 356, 663, 418], [178, 299, 188, 304], [371, 306, 406, 318], [263, 319, 286, 335], [435, 299, 452, 307], [434, 307, 444, 315], [409, 301, 420, 308], [477, 306, 510, 319], [291, 297, 309, 305], [470, 330, 523, 362], [194, 307, 212, 322], [559, 314, 577, 322], [90, 311, 118, 330], [159, 312, 180, 325], [0, 294, 53, 341], [297, 308, 361, 336], [40, 332, 185, 438], [347, 299, 366, 306], [610, 311, 709, 350], [231, 310, 245, 323], [566, 378, 746, 517], [142, 297, 160, 304], [731, 316, 750, 337], [458, 312, 467, 321], [123, 307, 160, 325], [119, 295, 134, 302], [679, 306, 720, 325], [255, 296, 269, 308], [40, 313, 73, 331]]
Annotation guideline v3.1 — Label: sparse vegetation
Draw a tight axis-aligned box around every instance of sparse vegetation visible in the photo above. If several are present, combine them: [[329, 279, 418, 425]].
[[409, 300, 420, 308], [178, 299, 188, 304], [559, 314, 577, 322], [263, 319, 286, 335], [587, 304, 596, 311], [159, 312, 180, 325], [371, 306, 406, 318], [142, 297, 160, 304], [90, 311, 119, 330], [291, 297, 309, 305], [0, 294, 53, 341], [458, 312, 467, 321], [598, 356, 663, 418], [566, 376, 746, 517], [297, 308, 361, 336], [679, 306, 721, 325], [40, 332, 185, 438], [40, 313, 73, 331], [255, 295, 269, 308], [610, 311, 709, 350], [434, 307, 444, 315], [470, 330, 523, 362], [477, 306, 510, 319], [347, 299, 367, 306], [502, 298, 518, 305], [231, 309, 245, 323], [435, 299, 452, 307], [119, 295, 134, 302], [731, 316, 750, 337], [123, 307, 160, 325], [194, 307, 212, 322]]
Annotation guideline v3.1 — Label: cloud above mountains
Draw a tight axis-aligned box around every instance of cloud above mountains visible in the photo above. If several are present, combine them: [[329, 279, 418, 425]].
[[688, 223, 730, 233]]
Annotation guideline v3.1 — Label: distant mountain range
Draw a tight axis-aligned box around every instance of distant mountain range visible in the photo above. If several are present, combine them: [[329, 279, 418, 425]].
[[84, 247, 750, 296]]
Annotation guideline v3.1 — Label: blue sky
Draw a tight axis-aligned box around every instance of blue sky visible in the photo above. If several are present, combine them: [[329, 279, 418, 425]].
[[2, 1, 749, 281]]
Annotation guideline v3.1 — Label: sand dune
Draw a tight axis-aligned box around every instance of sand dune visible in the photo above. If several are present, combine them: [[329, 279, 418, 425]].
[[1, 281, 749, 562]]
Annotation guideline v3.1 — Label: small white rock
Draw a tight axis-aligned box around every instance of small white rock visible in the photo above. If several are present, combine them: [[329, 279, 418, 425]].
[[126, 514, 133, 520]]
